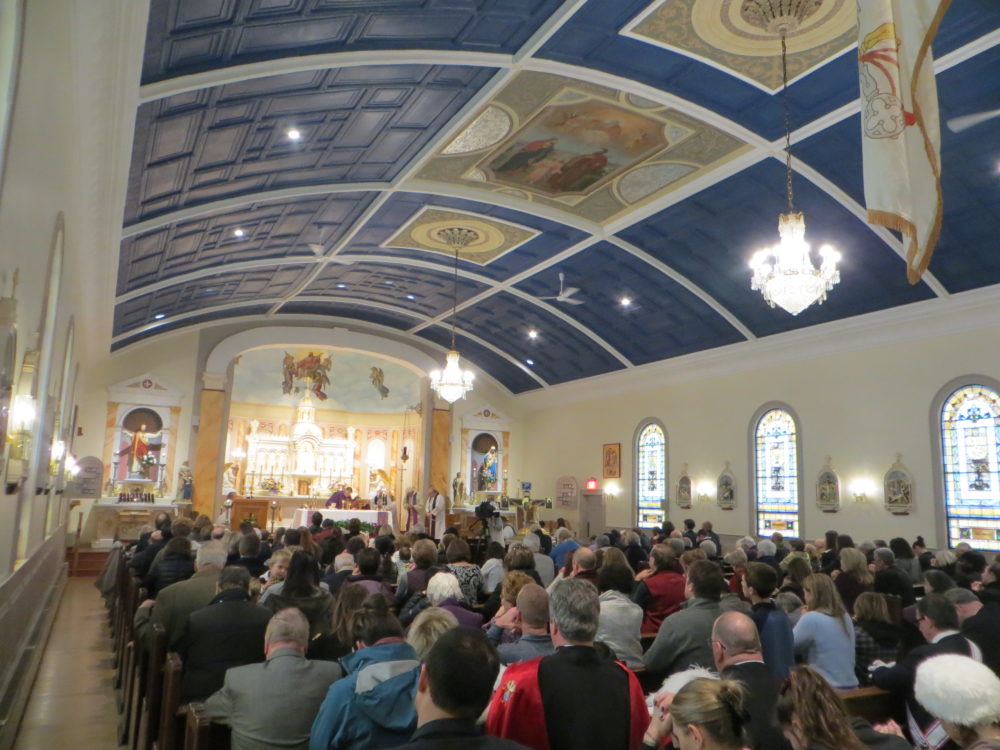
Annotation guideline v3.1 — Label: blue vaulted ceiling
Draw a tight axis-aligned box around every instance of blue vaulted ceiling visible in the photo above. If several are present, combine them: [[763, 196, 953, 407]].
[[114, 0, 1000, 394]]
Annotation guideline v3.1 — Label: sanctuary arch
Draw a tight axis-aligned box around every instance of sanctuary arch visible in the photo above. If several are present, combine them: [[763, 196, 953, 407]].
[[191, 327, 452, 526]]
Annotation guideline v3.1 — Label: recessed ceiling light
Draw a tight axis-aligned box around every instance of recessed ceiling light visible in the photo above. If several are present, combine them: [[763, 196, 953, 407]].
[[336, 283, 347, 289], [286, 128, 302, 141], [620, 296, 632, 308], [406, 294, 416, 300], [384, 281, 394, 286], [154, 313, 165, 320], [528, 329, 538, 339], [526, 359, 535, 366], [233, 228, 245, 238]]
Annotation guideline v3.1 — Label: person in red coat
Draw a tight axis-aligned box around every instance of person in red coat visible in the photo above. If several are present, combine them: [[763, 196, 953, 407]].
[[632, 545, 686, 633], [486, 578, 649, 750]]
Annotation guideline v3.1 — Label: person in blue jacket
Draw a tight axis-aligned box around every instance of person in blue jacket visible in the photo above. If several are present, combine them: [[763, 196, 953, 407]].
[[309, 596, 420, 750]]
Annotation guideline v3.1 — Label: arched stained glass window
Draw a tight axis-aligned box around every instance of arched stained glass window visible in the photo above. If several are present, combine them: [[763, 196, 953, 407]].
[[941, 385, 1000, 550], [753, 408, 800, 537], [636, 422, 666, 529]]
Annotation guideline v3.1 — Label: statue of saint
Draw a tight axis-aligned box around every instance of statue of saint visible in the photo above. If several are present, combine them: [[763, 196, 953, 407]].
[[452, 472, 465, 505], [477, 446, 498, 491], [119, 423, 160, 478], [177, 461, 193, 500]]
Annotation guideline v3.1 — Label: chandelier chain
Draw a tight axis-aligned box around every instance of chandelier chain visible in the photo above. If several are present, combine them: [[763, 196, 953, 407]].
[[450, 244, 459, 350], [781, 31, 794, 213]]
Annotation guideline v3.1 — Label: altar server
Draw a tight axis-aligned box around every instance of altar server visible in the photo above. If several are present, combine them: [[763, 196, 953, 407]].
[[425, 488, 446, 540]]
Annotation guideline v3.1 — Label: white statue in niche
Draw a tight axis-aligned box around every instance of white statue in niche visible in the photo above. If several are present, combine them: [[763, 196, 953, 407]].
[[297, 441, 316, 475]]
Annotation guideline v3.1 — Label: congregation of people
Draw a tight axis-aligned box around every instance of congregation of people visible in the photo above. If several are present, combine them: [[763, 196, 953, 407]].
[[113, 510, 1000, 750]]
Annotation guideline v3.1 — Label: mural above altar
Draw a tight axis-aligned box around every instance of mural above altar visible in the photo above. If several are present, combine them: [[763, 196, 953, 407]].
[[225, 347, 423, 504]]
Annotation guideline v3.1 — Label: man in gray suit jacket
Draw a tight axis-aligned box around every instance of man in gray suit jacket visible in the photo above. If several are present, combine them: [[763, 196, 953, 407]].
[[642, 560, 724, 676], [204, 607, 342, 750]]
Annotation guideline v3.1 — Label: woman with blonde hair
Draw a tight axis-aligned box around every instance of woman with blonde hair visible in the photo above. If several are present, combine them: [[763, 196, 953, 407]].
[[835, 547, 874, 614], [406, 606, 459, 660], [793, 574, 858, 688], [663, 678, 749, 750], [776, 666, 909, 750], [597, 545, 629, 570]]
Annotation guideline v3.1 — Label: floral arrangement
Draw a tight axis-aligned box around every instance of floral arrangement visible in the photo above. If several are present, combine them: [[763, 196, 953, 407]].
[[334, 519, 375, 534], [260, 477, 280, 492], [140, 453, 158, 467]]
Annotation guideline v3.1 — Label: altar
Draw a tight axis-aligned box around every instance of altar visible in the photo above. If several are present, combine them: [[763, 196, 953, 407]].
[[291, 508, 388, 530], [91, 501, 182, 549]]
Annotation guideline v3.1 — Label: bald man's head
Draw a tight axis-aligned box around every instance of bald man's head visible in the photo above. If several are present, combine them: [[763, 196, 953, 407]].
[[712, 611, 762, 656], [573, 547, 596, 572]]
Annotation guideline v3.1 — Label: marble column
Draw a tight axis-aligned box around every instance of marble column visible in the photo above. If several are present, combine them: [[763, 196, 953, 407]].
[[430, 407, 451, 499], [192, 372, 227, 518]]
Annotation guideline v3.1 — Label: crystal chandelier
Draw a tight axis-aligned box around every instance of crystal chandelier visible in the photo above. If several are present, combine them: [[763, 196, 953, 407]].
[[747, 1, 841, 316], [429, 227, 476, 403]]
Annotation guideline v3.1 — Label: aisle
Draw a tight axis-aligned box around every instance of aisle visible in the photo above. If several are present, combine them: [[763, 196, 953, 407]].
[[14, 577, 121, 749]]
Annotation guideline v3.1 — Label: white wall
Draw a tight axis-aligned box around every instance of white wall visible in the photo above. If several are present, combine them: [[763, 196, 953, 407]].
[[520, 321, 1000, 550]]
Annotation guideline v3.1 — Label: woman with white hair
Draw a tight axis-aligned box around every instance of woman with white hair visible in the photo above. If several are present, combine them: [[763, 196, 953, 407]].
[[426, 570, 483, 630], [915, 654, 1000, 749]]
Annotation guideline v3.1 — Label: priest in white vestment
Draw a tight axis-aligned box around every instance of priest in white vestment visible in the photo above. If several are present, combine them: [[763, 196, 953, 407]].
[[424, 488, 446, 540]]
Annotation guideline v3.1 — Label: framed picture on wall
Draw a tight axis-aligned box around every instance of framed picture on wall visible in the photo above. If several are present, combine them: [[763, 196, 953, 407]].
[[602, 443, 621, 478]]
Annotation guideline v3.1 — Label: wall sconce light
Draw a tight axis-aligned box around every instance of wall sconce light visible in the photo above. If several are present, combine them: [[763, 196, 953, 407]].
[[65, 454, 80, 477], [9, 394, 36, 461], [605, 482, 620, 497], [585, 477, 599, 491], [696, 481, 715, 503], [850, 478, 876, 503], [11, 394, 35, 431], [51, 439, 66, 462]]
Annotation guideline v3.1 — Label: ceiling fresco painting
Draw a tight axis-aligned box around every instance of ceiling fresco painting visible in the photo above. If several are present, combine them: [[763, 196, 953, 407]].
[[109, 1, 1000, 396], [419, 71, 751, 222]]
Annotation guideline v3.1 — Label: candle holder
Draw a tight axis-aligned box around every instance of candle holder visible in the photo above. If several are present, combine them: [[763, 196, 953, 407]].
[[224, 497, 234, 526], [269, 499, 279, 533]]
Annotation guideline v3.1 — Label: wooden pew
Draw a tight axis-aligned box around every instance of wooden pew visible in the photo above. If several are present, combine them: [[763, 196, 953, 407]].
[[154, 653, 184, 750], [116, 574, 142, 689], [184, 703, 231, 750], [135, 624, 168, 750], [837, 686, 896, 725], [118, 584, 149, 745]]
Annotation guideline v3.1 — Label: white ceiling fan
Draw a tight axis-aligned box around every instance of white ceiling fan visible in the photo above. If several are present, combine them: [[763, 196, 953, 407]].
[[308, 244, 354, 264], [946, 108, 1000, 133], [538, 272, 584, 305]]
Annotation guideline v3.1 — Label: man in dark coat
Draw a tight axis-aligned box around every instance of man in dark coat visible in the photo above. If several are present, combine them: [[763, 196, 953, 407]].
[[393, 628, 530, 750], [232, 533, 267, 578], [872, 547, 916, 606], [947, 587, 1000, 676], [177, 566, 273, 702], [871, 594, 982, 750], [710, 611, 791, 750]]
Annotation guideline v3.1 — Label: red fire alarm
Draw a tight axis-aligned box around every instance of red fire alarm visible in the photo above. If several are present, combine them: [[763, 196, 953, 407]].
[[585, 477, 599, 491]]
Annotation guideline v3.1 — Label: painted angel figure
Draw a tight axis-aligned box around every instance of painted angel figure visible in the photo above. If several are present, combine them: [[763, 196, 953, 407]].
[[281, 352, 296, 394], [370, 367, 389, 399]]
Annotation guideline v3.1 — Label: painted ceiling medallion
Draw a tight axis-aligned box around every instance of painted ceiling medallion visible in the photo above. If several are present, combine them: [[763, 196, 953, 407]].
[[623, 0, 856, 91], [740, 0, 823, 35], [383, 207, 538, 265]]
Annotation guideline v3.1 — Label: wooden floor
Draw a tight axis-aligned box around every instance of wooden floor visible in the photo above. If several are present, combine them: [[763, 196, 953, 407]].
[[14, 577, 122, 749]]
